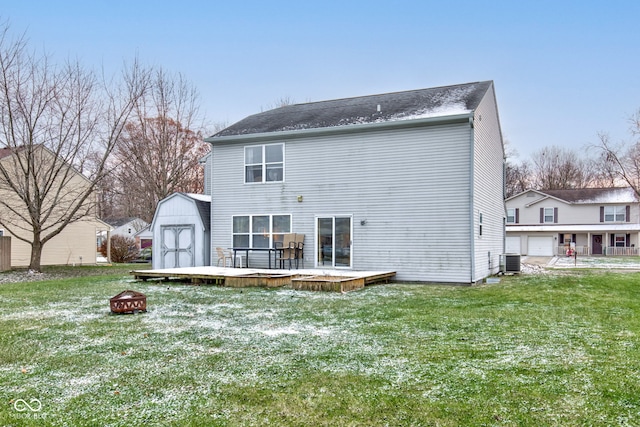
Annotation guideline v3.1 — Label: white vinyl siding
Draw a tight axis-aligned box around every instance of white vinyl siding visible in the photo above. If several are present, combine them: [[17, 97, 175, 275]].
[[209, 84, 504, 282], [212, 123, 475, 281], [472, 85, 506, 281]]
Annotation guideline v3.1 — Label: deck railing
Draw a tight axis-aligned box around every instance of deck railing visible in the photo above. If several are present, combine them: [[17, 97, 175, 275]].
[[604, 246, 639, 256], [557, 246, 590, 256], [557, 245, 639, 256]]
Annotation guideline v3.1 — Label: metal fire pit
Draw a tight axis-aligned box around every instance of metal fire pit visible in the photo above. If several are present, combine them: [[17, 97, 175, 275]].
[[110, 290, 147, 314]]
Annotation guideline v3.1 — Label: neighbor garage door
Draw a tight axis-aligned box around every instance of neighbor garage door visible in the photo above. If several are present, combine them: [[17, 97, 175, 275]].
[[505, 236, 521, 254], [527, 236, 554, 256]]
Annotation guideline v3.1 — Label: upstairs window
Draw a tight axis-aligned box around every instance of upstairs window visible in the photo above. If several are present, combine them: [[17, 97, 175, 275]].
[[543, 207, 555, 223], [604, 206, 626, 222], [506, 208, 518, 224], [245, 143, 284, 183], [0, 229, 3, 236]]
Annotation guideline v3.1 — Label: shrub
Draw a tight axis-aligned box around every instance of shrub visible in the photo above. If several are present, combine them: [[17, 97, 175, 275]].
[[99, 235, 140, 263]]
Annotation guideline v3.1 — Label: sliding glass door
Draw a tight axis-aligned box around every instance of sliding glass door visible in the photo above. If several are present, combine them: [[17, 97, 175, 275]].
[[317, 216, 352, 268]]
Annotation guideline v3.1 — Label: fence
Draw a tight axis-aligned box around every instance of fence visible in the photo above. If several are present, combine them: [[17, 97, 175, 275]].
[[557, 245, 639, 256], [604, 246, 639, 256], [557, 245, 590, 256], [0, 236, 10, 271]]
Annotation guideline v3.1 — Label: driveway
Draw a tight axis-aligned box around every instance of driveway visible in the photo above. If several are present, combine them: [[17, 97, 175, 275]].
[[521, 256, 553, 267], [549, 255, 640, 270]]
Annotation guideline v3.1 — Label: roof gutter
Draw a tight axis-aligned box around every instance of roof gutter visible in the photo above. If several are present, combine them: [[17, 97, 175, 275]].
[[205, 113, 473, 144]]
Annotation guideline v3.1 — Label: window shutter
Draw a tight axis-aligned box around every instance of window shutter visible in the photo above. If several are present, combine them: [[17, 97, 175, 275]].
[[626, 205, 631, 222], [610, 234, 615, 247], [559, 234, 564, 244], [540, 208, 544, 223], [554, 207, 558, 223], [515, 208, 519, 224], [627, 234, 631, 246], [600, 206, 604, 222]]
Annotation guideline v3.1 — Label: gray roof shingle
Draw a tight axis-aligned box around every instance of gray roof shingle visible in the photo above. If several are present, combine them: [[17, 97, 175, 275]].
[[541, 187, 638, 204], [211, 81, 493, 138]]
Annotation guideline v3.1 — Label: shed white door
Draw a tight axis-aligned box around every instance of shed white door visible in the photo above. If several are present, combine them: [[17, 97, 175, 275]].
[[161, 225, 195, 268], [527, 236, 554, 256], [505, 236, 521, 254]]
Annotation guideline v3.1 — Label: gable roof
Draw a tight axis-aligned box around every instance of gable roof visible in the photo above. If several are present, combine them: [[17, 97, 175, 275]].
[[211, 81, 493, 138], [509, 187, 638, 204], [104, 217, 144, 228]]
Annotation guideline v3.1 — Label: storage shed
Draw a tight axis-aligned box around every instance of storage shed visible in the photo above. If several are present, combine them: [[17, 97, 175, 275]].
[[151, 193, 211, 269]]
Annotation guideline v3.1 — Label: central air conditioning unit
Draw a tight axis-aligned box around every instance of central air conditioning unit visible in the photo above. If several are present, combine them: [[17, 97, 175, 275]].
[[500, 253, 521, 274]]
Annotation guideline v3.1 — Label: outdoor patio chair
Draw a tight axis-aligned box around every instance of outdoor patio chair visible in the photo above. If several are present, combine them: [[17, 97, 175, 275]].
[[275, 233, 296, 269], [294, 234, 305, 268], [216, 247, 244, 267]]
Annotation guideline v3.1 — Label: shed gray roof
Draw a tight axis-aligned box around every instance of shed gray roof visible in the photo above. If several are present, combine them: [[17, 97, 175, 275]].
[[211, 81, 493, 138], [181, 193, 211, 230]]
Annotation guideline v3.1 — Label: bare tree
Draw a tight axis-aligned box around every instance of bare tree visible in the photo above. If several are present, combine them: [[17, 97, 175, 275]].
[[504, 139, 533, 198], [505, 160, 532, 198], [0, 23, 148, 271], [594, 111, 640, 196], [529, 145, 598, 190], [261, 96, 295, 112], [108, 68, 208, 223]]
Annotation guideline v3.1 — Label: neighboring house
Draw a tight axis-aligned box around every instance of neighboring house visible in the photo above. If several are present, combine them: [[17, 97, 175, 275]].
[[0, 145, 109, 267], [505, 187, 640, 256], [135, 226, 153, 250], [151, 192, 211, 269], [204, 81, 505, 283], [106, 217, 149, 238]]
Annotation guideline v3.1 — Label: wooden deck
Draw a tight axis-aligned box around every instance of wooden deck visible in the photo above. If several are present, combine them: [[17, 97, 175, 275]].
[[130, 267, 395, 291]]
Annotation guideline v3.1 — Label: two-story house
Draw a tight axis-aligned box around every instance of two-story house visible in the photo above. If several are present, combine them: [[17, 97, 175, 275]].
[[505, 187, 640, 256], [0, 145, 110, 267], [204, 81, 505, 283]]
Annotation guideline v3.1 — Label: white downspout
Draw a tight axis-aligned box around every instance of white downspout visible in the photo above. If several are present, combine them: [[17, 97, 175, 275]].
[[468, 114, 476, 283]]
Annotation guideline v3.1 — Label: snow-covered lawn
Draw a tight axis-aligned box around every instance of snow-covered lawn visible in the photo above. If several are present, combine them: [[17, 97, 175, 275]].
[[1, 269, 640, 426]]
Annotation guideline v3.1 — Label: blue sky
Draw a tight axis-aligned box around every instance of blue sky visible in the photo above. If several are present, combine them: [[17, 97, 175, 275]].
[[3, 0, 640, 160]]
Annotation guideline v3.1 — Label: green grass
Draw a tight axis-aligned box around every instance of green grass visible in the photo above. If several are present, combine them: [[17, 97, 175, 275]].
[[1, 267, 640, 426]]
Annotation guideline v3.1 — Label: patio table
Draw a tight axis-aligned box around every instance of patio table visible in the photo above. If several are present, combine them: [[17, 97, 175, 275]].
[[231, 247, 281, 269]]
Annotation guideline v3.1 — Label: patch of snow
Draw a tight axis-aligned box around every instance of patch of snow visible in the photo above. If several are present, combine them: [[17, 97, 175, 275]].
[[573, 187, 637, 204], [185, 193, 211, 202], [260, 327, 300, 337]]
